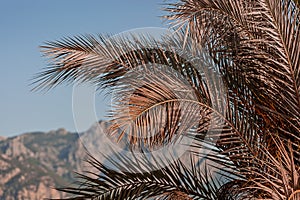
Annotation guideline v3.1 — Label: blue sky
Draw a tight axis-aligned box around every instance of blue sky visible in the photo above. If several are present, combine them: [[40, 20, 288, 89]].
[[0, 0, 167, 137]]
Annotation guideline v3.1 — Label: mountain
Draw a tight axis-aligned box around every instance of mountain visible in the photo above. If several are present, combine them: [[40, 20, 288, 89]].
[[0, 121, 109, 200], [0, 120, 212, 200]]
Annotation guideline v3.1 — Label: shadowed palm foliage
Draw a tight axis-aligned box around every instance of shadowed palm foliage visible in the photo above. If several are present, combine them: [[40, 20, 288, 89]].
[[35, 0, 300, 199], [50, 150, 237, 200]]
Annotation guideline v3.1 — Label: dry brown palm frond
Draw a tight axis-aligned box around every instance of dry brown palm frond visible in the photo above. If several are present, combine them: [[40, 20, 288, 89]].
[[157, 190, 193, 200], [107, 63, 207, 147], [35, 1, 300, 199], [34, 33, 264, 155], [163, 0, 300, 198], [165, 0, 300, 165], [34, 34, 269, 186], [164, 0, 300, 129], [238, 135, 300, 199]]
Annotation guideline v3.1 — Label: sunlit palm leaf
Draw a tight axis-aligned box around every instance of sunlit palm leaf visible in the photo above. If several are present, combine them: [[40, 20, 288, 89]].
[[241, 135, 300, 199], [35, 0, 300, 199], [165, 0, 300, 164], [34, 32, 266, 176], [165, 0, 300, 129], [34, 33, 262, 154]]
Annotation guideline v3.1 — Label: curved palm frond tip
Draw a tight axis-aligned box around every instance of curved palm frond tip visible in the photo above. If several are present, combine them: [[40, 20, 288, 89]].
[[34, 0, 300, 199]]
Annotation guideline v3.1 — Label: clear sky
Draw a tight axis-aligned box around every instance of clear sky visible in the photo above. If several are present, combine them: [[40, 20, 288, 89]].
[[0, 0, 167, 137]]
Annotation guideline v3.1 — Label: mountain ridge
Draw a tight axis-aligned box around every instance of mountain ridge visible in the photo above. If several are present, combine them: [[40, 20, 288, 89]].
[[0, 121, 108, 200]]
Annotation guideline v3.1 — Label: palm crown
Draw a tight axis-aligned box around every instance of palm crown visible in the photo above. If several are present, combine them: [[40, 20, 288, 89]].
[[35, 0, 300, 199]]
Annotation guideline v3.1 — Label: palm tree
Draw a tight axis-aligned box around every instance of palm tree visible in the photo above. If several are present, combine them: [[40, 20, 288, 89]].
[[35, 0, 300, 199]]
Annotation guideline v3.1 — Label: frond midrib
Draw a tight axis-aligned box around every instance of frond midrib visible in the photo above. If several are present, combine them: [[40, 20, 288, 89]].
[[122, 98, 257, 157]]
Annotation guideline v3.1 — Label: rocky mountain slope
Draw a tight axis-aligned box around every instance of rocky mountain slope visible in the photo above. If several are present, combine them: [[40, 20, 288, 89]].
[[0, 121, 109, 200], [0, 120, 207, 200]]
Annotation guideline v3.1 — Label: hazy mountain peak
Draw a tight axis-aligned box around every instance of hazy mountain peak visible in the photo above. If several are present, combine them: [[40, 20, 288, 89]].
[[0, 121, 109, 200]]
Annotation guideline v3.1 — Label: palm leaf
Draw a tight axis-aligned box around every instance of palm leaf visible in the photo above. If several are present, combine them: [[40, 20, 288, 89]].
[[165, 0, 300, 162], [35, 1, 300, 198], [32, 34, 229, 148], [34, 31, 265, 172], [241, 135, 300, 199], [165, 0, 300, 126], [49, 150, 239, 200]]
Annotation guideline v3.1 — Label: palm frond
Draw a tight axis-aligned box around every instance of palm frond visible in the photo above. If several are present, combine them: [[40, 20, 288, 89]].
[[32, 33, 225, 149], [35, 1, 300, 199], [155, 191, 193, 200], [35, 31, 266, 168], [165, 0, 300, 162], [254, 0, 300, 140], [240, 135, 300, 199], [189, 122, 300, 199], [49, 150, 239, 200], [165, 0, 300, 126]]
